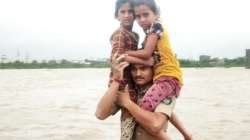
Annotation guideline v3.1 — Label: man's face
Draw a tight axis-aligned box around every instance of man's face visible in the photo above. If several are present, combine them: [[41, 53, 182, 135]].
[[131, 64, 153, 86]]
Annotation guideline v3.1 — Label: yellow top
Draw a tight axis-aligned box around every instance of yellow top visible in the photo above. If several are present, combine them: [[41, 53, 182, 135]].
[[153, 28, 183, 85]]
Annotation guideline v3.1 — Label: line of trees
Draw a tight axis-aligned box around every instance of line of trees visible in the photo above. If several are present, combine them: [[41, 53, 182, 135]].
[[0, 59, 110, 69], [179, 57, 246, 67], [0, 57, 247, 69]]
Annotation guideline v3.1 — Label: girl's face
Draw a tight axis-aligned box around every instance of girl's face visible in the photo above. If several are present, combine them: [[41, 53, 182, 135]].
[[134, 4, 158, 30], [117, 3, 134, 28]]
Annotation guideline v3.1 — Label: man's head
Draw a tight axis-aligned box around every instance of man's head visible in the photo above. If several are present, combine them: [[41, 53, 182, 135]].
[[130, 64, 153, 86]]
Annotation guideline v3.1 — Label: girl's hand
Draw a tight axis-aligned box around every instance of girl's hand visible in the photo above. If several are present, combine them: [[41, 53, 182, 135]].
[[146, 57, 154, 66], [117, 85, 131, 107], [111, 53, 129, 80]]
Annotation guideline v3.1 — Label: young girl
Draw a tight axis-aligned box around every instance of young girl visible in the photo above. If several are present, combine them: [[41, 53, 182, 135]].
[[107, 0, 192, 140], [125, 0, 183, 113], [109, 0, 152, 140], [122, 0, 188, 139]]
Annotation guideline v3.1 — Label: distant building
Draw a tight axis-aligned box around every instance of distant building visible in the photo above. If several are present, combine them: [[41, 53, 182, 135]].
[[246, 49, 250, 68], [84, 58, 109, 66], [71, 60, 85, 64], [199, 55, 211, 62], [209, 58, 225, 66]]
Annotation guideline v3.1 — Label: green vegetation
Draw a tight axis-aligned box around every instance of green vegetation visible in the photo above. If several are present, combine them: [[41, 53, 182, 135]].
[[180, 57, 246, 68], [0, 57, 247, 69], [0, 59, 110, 69]]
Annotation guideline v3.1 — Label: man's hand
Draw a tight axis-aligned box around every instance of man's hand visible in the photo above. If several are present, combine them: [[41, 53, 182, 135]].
[[111, 53, 129, 80], [117, 85, 132, 107]]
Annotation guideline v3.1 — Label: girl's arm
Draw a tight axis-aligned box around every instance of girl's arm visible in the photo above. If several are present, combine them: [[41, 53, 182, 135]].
[[127, 23, 163, 59], [126, 34, 158, 59], [111, 31, 154, 66], [124, 55, 154, 66]]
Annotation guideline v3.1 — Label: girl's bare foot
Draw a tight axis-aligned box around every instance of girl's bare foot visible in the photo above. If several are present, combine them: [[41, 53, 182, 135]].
[[184, 133, 193, 140]]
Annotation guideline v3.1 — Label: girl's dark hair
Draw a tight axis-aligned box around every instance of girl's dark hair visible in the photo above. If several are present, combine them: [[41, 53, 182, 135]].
[[132, 0, 160, 15], [115, 0, 133, 18]]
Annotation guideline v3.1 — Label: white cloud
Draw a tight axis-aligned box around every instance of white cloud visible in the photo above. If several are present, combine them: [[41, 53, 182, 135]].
[[0, 0, 249, 60]]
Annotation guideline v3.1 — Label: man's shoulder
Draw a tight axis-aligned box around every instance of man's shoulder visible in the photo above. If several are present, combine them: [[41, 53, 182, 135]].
[[154, 97, 176, 118]]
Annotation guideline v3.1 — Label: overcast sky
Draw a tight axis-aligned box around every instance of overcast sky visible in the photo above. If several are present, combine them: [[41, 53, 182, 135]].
[[0, 0, 250, 61]]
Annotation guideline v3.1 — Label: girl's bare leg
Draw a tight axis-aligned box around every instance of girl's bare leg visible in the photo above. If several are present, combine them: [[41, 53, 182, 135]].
[[170, 112, 193, 140]]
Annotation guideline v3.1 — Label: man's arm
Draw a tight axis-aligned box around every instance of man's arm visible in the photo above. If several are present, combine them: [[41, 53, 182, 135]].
[[95, 54, 129, 120], [117, 86, 167, 135], [125, 100, 166, 134], [95, 81, 120, 120]]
